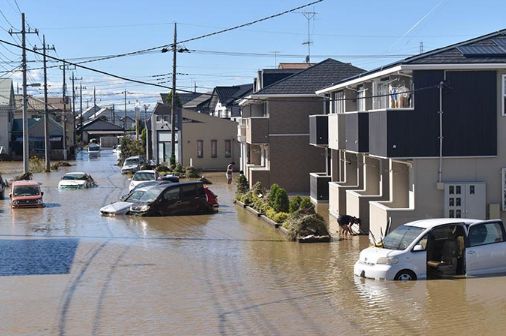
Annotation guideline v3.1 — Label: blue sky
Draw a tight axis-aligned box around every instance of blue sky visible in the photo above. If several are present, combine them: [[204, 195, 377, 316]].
[[1, 0, 505, 109]]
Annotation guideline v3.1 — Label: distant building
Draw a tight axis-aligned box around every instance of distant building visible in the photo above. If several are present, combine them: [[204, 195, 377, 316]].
[[208, 84, 253, 120], [0, 79, 15, 156]]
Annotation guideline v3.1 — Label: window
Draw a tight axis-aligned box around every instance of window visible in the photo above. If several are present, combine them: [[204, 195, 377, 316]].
[[502, 168, 506, 210], [181, 184, 197, 200], [503, 75, 506, 116], [469, 222, 505, 247], [211, 140, 217, 158], [373, 80, 388, 109], [197, 140, 203, 158], [164, 187, 180, 201], [333, 91, 345, 113], [357, 86, 366, 111], [224, 140, 231, 158]]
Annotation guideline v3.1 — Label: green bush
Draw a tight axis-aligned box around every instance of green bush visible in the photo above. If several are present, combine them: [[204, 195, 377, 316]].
[[289, 196, 303, 213], [174, 163, 184, 174], [299, 197, 314, 212], [235, 174, 249, 195], [185, 166, 201, 178], [29, 156, 44, 173], [267, 184, 281, 208], [283, 213, 329, 241], [251, 182, 264, 197], [118, 137, 145, 166], [155, 164, 171, 173], [272, 212, 289, 223]]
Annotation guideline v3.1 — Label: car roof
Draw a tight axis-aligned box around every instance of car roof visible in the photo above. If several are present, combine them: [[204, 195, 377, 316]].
[[134, 170, 156, 174], [65, 172, 86, 175], [12, 180, 40, 186], [404, 218, 482, 229]]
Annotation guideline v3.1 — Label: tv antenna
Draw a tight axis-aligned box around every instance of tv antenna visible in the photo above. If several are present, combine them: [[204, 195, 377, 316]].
[[300, 10, 317, 63]]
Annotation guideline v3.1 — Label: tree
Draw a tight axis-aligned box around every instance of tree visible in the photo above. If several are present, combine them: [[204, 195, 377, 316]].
[[164, 91, 182, 107]]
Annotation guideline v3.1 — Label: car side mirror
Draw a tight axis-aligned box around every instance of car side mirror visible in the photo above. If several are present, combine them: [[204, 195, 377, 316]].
[[413, 244, 424, 252]]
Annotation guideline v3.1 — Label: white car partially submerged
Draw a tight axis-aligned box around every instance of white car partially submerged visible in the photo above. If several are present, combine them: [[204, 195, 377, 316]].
[[128, 170, 158, 191], [354, 218, 506, 280], [100, 185, 152, 216], [58, 172, 96, 189]]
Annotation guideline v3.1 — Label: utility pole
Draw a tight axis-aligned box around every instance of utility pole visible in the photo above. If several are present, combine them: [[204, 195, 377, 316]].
[[34, 35, 55, 172], [171, 22, 177, 164], [93, 86, 96, 106], [112, 103, 115, 125], [80, 83, 84, 129], [143, 104, 150, 161], [70, 73, 82, 146], [9, 13, 38, 174], [123, 90, 127, 131]]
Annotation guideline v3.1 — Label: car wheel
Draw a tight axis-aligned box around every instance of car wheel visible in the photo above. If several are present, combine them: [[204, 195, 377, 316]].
[[394, 270, 417, 281]]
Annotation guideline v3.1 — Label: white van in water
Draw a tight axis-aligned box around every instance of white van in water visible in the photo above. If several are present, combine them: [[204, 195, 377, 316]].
[[354, 218, 506, 280]]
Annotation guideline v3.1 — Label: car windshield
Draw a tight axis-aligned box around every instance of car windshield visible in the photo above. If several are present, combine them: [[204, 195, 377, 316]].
[[124, 158, 139, 166], [133, 172, 155, 181], [13, 185, 40, 196], [125, 190, 145, 202], [138, 187, 164, 203], [88, 145, 100, 152], [382, 225, 425, 250], [62, 173, 86, 180]]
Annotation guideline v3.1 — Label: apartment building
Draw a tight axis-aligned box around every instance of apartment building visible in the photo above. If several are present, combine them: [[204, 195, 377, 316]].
[[314, 30, 506, 239], [239, 59, 364, 193], [0, 79, 15, 156]]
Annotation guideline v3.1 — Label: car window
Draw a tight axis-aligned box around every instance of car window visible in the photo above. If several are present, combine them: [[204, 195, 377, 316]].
[[469, 222, 505, 247], [13, 185, 40, 196], [382, 225, 425, 250], [133, 172, 155, 181], [164, 187, 180, 201], [181, 184, 198, 200]]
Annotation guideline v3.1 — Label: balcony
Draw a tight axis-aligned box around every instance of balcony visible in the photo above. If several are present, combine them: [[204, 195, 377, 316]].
[[245, 117, 269, 144], [369, 201, 415, 243], [328, 113, 345, 151], [309, 173, 331, 202], [343, 112, 369, 153], [247, 165, 270, 187], [237, 121, 246, 142], [309, 115, 328, 146]]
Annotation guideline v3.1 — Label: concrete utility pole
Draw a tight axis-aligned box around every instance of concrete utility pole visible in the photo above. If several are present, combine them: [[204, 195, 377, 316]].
[[70, 73, 82, 145], [143, 104, 150, 161], [171, 22, 177, 163], [9, 13, 38, 174], [80, 83, 84, 129], [59, 60, 71, 160], [34, 35, 55, 172], [123, 90, 127, 131]]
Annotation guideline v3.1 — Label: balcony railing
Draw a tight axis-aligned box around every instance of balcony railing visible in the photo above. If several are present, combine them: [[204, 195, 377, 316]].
[[245, 117, 269, 144], [309, 115, 328, 146], [310, 172, 331, 202]]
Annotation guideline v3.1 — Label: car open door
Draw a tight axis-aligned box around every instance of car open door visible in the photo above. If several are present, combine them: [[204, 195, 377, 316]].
[[466, 220, 506, 276]]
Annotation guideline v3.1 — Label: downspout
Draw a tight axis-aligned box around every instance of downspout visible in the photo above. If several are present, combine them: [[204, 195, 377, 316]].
[[437, 80, 445, 183]]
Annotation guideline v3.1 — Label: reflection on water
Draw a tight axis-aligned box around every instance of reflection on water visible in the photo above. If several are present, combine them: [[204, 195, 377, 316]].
[[1, 151, 506, 335]]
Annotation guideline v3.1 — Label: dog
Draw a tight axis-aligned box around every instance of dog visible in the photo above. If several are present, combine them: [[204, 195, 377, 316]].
[[337, 215, 361, 239]]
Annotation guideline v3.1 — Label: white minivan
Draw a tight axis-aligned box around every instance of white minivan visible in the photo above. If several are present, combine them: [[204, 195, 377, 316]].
[[354, 218, 506, 280]]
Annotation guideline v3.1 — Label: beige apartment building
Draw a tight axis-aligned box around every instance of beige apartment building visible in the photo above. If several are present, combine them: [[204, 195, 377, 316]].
[[239, 59, 364, 193], [313, 30, 506, 240]]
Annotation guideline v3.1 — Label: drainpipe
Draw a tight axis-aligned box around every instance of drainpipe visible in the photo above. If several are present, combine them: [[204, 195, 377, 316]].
[[437, 80, 444, 183]]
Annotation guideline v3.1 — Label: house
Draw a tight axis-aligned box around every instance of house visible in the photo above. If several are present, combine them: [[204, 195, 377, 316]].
[[11, 117, 65, 159], [78, 119, 124, 144], [182, 93, 212, 114], [160, 92, 202, 107], [150, 102, 239, 170], [14, 94, 59, 120], [239, 59, 364, 193], [0, 79, 15, 156], [314, 29, 506, 239], [208, 84, 253, 120]]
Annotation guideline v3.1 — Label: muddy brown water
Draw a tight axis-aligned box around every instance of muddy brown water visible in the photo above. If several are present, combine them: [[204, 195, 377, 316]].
[[0, 150, 505, 335]]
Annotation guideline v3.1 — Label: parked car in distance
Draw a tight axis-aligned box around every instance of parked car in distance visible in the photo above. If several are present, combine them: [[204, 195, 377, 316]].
[[158, 174, 179, 183], [121, 155, 144, 174], [129, 181, 217, 216], [0, 173, 7, 199], [129, 170, 158, 191], [112, 144, 122, 155], [10, 181, 44, 208], [88, 143, 100, 158], [100, 184, 152, 216], [354, 218, 506, 281], [58, 172, 96, 189]]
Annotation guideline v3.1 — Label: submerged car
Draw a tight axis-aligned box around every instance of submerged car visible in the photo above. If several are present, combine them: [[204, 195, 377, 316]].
[[121, 155, 144, 174], [58, 172, 95, 189], [88, 143, 100, 158], [128, 170, 158, 191], [354, 218, 506, 281], [129, 181, 217, 216], [100, 185, 152, 216], [10, 181, 44, 208]]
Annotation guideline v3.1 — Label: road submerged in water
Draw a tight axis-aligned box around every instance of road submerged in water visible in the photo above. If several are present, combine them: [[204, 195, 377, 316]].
[[0, 150, 505, 335]]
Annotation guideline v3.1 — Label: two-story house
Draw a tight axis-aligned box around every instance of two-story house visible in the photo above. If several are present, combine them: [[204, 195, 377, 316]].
[[0, 79, 15, 156], [209, 84, 253, 120], [239, 58, 364, 193], [314, 29, 506, 239]]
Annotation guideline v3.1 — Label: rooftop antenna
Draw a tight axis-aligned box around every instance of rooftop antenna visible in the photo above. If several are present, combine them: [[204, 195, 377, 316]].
[[419, 41, 424, 54], [271, 51, 280, 67], [300, 9, 317, 63]]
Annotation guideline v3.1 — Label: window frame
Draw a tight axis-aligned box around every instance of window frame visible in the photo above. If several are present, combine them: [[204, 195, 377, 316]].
[[211, 139, 217, 158], [197, 140, 203, 158], [468, 222, 506, 247]]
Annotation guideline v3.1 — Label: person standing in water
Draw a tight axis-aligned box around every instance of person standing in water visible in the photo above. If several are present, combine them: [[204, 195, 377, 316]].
[[226, 162, 235, 184]]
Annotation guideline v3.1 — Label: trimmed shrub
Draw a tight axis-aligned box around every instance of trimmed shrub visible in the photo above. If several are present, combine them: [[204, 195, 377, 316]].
[[272, 212, 289, 224], [155, 164, 171, 173], [289, 196, 303, 213], [235, 174, 249, 195], [267, 184, 281, 208], [299, 197, 314, 213], [174, 163, 184, 174], [185, 166, 201, 178]]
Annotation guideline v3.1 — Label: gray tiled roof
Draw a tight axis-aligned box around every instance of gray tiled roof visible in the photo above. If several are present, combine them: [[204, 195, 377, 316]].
[[215, 84, 253, 106], [182, 93, 211, 108], [329, 29, 506, 86], [254, 59, 365, 95], [160, 92, 202, 106], [80, 119, 124, 131]]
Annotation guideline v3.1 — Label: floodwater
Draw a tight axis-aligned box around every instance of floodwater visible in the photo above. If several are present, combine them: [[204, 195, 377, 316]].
[[0, 151, 505, 335]]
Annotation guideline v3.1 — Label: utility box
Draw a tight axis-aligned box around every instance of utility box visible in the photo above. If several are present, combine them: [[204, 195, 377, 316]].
[[444, 182, 486, 219]]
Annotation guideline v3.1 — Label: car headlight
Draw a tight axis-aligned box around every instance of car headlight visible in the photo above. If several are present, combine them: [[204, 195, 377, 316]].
[[12, 200, 19, 205], [36, 199, 42, 204], [139, 204, 150, 212], [376, 257, 399, 265]]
